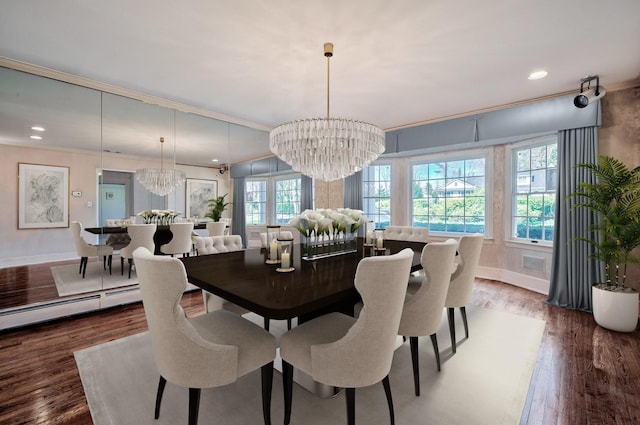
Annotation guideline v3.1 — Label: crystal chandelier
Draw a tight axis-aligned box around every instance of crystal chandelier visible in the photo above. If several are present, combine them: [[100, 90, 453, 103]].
[[270, 43, 385, 182], [136, 137, 186, 196]]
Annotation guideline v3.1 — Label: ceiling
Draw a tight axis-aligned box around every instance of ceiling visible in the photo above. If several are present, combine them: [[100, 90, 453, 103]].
[[1, 0, 639, 167]]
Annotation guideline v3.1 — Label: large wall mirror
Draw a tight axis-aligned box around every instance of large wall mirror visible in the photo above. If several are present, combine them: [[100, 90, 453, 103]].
[[0, 65, 268, 318]]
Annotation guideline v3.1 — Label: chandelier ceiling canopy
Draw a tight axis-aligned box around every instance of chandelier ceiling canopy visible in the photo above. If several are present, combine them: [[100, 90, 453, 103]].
[[136, 137, 186, 196], [269, 43, 386, 182]]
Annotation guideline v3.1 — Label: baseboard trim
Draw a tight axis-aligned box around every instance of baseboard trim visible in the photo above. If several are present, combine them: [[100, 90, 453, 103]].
[[477, 266, 549, 295], [0, 252, 77, 268]]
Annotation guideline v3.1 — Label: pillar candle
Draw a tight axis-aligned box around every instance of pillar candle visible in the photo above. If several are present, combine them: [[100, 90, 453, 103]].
[[366, 231, 372, 244], [270, 242, 278, 260], [376, 237, 384, 248], [281, 252, 290, 269]]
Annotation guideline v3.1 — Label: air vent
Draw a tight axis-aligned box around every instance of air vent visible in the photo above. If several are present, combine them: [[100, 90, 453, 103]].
[[523, 255, 545, 272]]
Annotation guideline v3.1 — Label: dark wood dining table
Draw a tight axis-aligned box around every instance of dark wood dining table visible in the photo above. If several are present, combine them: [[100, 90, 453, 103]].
[[181, 238, 426, 322]]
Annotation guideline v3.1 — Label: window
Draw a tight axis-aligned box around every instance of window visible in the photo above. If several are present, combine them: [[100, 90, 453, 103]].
[[274, 176, 301, 224], [512, 139, 557, 242], [363, 164, 391, 228], [411, 156, 486, 234], [245, 179, 267, 225]]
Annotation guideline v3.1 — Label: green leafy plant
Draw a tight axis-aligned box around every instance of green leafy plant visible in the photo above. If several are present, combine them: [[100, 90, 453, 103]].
[[205, 194, 230, 222], [570, 155, 640, 287]]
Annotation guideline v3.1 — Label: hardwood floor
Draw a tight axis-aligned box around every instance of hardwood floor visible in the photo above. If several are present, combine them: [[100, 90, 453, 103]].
[[0, 269, 639, 424]]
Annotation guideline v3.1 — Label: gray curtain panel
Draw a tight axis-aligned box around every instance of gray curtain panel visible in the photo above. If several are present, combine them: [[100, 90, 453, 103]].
[[343, 171, 363, 210], [231, 177, 246, 248], [300, 175, 313, 212], [547, 126, 604, 311]]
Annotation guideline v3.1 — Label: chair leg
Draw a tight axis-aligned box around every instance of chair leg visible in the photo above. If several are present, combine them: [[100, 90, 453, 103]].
[[263, 317, 270, 331], [382, 375, 395, 425], [188, 388, 201, 425], [108, 255, 112, 275], [261, 361, 274, 425], [154, 376, 167, 419], [121, 257, 124, 275], [283, 361, 294, 425], [409, 336, 420, 396], [447, 307, 456, 354], [460, 306, 469, 339], [79, 259, 83, 274], [128, 258, 133, 279], [430, 333, 441, 372], [81, 257, 88, 278], [345, 387, 356, 425], [287, 319, 292, 330], [103, 255, 107, 270]]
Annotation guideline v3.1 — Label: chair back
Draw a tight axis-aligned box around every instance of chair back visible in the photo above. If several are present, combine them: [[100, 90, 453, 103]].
[[71, 221, 94, 256], [133, 247, 239, 388], [445, 234, 484, 308], [195, 235, 243, 255], [206, 221, 226, 237], [398, 239, 458, 337], [383, 225, 429, 242], [120, 224, 157, 259], [310, 248, 413, 388], [160, 222, 194, 255]]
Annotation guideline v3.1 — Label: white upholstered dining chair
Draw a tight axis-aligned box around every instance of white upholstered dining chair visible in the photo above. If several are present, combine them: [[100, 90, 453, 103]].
[[70, 221, 113, 278], [119, 223, 156, 278], [397, 239, 458, 396], [133, 247, 277, 425], [383, 225, 430, 295], [280, 248, 414, 425], [160, 222, 194, 257], [445, 234, 484, 353]]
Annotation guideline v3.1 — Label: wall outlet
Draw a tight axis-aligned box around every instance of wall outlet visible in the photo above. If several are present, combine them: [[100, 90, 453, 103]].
[[72, 191, 82, 197], [87, 201, 93, 208]]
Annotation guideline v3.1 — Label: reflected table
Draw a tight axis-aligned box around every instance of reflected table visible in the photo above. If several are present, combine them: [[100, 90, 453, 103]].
[[85, 224, 207, 254]]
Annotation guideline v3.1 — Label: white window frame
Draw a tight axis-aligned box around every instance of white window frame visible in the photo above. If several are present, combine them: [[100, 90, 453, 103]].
[[409, 148, 493, 237], [274, 174, 302, 225], [362, 162, 392, 228], [245, 177, 268, 225], [507, 135, 558, 246]]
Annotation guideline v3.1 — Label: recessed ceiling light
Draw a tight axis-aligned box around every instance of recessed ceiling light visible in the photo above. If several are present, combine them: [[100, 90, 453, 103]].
[[528, 70, 548, 80], [31, 126, 45, 132], [30, 135, 43, 140], [211, 158, 219, 162]]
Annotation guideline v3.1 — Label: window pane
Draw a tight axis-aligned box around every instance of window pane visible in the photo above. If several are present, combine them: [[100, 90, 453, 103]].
[[275, 177, 301, 224], [363, 164, 391, 228], [411, 156, 486, 235], [245, 179, 267, 225], [511, 138, 557, 242]]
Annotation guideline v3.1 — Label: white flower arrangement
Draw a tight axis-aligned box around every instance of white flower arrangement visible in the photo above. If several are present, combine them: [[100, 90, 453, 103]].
[[137, 209, 182, 224], [289, 208, 368, 239]]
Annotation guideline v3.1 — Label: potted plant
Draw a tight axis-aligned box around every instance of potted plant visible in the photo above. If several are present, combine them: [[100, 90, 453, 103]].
[[571, 154, 640, 332]]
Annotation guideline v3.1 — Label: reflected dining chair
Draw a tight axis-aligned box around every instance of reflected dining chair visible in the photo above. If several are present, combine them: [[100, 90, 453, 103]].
[[383, 226, 430, 295], [119, 223, 156, 278], [445, 234, 484, 353], [160, 222, 195, 257], [71, 221, 113, 278], [280, 248, 414, 425], [133, 247, 277, 425], [397, 239, 458, 396]]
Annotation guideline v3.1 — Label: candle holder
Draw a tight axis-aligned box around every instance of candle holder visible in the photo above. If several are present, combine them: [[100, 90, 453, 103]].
[[374, 230, 386, 254], [363, 220, 375, 247], [265, 225, 281, 264], [276, 236, 295, 272]]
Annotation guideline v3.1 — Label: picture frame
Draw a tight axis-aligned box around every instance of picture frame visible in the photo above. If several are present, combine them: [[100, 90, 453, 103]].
[[185, 178, 217, 219], [18, 163, 69, 229]]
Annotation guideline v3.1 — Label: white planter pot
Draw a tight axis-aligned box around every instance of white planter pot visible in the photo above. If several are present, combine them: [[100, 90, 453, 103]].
[[592, 284, 639, 332]]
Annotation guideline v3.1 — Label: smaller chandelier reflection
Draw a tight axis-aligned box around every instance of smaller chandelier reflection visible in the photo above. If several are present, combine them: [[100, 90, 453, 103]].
[[136, 137, 186, 196]]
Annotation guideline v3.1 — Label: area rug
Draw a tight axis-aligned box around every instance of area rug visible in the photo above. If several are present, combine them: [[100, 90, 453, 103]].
[[75, 307, 545, 425], [51, 262, 138, 297]]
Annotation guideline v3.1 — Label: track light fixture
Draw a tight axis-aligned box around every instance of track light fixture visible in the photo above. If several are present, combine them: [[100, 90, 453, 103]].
[[573, 75, 606, 108]]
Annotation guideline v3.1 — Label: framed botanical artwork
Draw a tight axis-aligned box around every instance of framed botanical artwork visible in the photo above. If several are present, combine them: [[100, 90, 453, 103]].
[[18, 163, 69, 229], [185, 178, 217, 219]]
